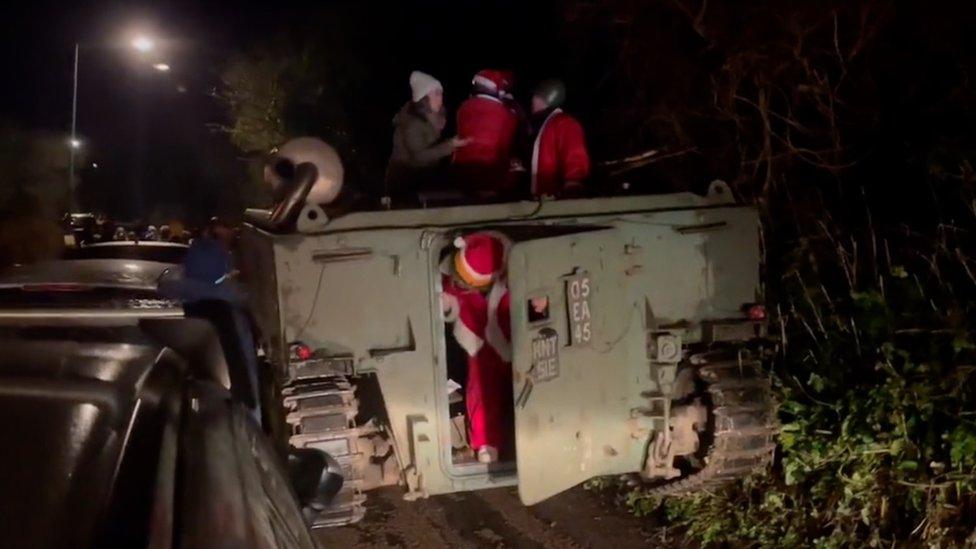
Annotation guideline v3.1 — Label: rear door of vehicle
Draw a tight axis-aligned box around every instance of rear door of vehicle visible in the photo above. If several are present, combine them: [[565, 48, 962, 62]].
[[506, 227, 649, 505]]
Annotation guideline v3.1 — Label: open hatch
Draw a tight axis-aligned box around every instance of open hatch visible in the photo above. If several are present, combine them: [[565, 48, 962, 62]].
[[439, 225, 650, 503], [503, 226, 649, 505]]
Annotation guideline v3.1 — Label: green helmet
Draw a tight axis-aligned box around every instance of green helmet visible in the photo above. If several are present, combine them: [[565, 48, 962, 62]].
[[533, 79, 567, 109]]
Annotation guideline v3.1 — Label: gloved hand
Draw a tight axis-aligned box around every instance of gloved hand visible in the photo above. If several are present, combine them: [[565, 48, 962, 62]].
[[441, 292, 460, 322]]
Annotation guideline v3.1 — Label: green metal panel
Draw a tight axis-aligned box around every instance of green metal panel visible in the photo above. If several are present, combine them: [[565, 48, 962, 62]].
[[244, 189, 762, 501], [239, 227, 287, 370], [305, 191, 737, 234], [506, 229, 650, 505]]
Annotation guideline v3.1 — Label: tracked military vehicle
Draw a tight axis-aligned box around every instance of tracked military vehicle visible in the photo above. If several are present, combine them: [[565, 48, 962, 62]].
[[240, 138, 779, 528]]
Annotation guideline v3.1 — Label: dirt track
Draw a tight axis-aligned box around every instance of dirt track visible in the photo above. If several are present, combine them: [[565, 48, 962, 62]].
[[314, 485, 680, 548]]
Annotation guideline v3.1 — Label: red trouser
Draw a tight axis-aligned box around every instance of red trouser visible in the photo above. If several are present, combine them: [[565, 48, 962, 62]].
[[442, 271, 514, 457], [466, 346, 514, 455]]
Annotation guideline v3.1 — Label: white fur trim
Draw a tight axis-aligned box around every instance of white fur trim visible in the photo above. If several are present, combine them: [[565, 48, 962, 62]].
[[473, 75, 498, 91], [474, 93, 503, 104], [454, 236, 467, 249], [485, 281, 512, 362], [453, 318, 484, 357], [530, 108, 562, 196]]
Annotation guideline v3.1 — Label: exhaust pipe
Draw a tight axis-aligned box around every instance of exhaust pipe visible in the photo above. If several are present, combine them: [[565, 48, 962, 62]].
[[244, 137, 344, 233]]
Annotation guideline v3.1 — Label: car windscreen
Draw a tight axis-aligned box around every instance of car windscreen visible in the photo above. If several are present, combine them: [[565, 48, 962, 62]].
[[65, 245, 187, 264]]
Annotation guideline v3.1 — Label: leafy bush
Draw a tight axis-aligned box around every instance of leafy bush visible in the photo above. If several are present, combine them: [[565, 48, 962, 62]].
[[619, 221, 976, 547], [561, 1, 976, 545]]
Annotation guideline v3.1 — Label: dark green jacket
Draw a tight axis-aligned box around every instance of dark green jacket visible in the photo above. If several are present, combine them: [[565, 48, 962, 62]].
[[385, 101, 453, 200]]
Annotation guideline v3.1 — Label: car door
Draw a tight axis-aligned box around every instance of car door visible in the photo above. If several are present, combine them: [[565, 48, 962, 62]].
[[505, 227, 651, 505]]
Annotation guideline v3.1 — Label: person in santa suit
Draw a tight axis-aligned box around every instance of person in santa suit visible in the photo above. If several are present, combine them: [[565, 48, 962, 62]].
[[529, 79, 591, 199], [440, 232, 513, 464], [452, 70, 522, 199]]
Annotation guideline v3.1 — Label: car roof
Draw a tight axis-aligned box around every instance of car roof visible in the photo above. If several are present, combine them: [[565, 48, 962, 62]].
[[83, 241, 188, 249], [0, 259, 171, 291], [0, 329, 179, 546]]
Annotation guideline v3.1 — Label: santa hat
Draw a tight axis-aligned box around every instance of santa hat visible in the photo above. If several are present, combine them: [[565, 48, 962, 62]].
[[472, 69, 514, 98], [453, 233, 506, 288], [410, 71, 443, 102]]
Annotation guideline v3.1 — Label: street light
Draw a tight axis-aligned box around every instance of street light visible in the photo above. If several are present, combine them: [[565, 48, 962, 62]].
[[68, 43, 80, 212], [131, 36, 155, 52], [68, 33, 160, 212]]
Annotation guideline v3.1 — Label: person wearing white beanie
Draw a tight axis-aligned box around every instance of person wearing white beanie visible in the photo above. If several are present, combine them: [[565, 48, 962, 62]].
[[385, 70, 470, 206], [409, 70, 443, 103]]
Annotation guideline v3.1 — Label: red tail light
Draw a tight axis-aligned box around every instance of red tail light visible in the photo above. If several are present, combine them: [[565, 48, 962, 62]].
[[291, 342, 314, 361], [746, 303, 767, 321]]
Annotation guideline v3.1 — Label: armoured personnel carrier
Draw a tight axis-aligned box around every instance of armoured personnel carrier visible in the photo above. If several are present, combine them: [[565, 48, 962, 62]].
[[241, 138, 779, 528]]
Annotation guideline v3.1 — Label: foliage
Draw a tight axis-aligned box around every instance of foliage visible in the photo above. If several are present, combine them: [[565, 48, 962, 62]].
[[0, 126, 74, 265], [215, 7, 393, 198], [217, 37, 365, 155], [218, 51, 291, 155], [0, 125, 77, 218], [621, 225, 976, 546], [563, 1, 976, 546]]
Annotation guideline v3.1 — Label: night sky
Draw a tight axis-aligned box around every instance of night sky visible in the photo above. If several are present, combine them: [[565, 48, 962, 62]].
[[2, 2, 248, 220], [3, 1, 975, 224], [0, 1, 564, 221]]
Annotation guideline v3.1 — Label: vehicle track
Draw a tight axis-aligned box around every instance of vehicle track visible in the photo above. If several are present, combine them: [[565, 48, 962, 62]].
[[644, 353, 779, 496]]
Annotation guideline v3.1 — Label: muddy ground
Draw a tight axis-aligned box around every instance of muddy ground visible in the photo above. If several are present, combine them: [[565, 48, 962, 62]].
[[314, 485, 686, 548]]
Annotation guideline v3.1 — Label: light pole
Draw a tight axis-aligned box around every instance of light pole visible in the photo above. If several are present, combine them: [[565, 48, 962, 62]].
[[67, 34, 165, 213], [68, 43, 79, 212]]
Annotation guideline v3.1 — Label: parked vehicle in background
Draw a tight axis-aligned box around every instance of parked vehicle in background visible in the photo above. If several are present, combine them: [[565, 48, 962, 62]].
[[64, 240, 189, 264], [62, 212, 97, 246], [0, 258, 335, 548]]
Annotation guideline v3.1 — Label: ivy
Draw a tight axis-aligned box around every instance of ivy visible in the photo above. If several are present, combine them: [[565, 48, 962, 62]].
[[615, 236, 976, 546]]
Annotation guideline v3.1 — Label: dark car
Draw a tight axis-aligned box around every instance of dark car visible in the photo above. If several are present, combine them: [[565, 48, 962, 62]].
[[0, 259, 334, 548]]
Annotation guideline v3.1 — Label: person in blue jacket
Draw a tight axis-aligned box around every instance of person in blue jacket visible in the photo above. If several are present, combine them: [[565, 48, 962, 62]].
[[159, 218, 263, 426]]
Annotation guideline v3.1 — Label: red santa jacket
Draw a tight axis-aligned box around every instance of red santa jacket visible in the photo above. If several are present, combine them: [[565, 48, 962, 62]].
[[441, 274, 511, 362], [454, 95, 519, 191], [530, 109, 591, 198], [440, 274, 513, 454]]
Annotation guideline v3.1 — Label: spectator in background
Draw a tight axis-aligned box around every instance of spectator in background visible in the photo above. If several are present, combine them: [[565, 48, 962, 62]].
[[158, 216, 261, 425], [208, 217, 237, 252]]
